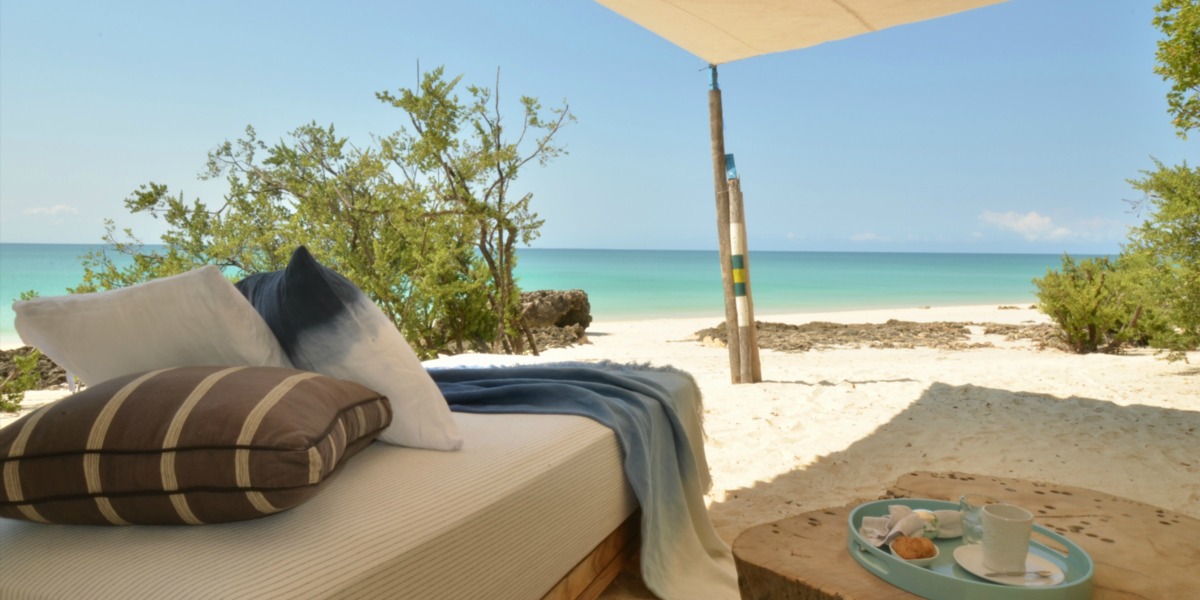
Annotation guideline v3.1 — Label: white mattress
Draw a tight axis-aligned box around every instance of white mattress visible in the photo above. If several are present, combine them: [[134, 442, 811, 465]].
[[0, 409, 638, 599]]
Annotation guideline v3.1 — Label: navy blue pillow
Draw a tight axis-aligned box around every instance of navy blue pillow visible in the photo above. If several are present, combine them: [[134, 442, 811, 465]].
[[236, 247, 361, 361], [235, 247, 462, 451]]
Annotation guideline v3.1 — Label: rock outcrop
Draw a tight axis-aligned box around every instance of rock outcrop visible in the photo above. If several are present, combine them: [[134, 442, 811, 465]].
[[695, 319, 1068, 352], [520, 289, 592, 329], [520, 289, 592, 350]]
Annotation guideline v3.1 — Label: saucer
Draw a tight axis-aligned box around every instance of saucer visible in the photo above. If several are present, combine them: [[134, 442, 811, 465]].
[[952, 544, 1065, 587]]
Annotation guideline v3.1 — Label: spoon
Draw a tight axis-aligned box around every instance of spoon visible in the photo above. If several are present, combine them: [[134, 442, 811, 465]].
[[984, 569, 1053, 578]]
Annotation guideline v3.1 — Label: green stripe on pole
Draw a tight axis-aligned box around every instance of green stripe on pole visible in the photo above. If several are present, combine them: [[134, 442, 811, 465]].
[[732, 253, 747, 296]]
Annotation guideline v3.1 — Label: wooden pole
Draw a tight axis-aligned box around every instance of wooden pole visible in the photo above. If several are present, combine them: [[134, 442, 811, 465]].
[[728, 177, 762, 383], [708, 65, 741, 384]]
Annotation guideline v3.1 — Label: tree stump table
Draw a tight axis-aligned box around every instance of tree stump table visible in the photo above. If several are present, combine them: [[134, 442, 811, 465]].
[[732, 471, 1200, 599]]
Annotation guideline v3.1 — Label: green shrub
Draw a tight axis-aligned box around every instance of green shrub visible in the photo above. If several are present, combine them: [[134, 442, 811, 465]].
[[1, 348, 42, 412], [1034, 255, 1149, 354], [1126, 161, 1200, 360]]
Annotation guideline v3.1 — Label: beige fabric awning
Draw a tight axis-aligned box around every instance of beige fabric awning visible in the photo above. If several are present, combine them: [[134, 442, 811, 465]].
[[596, 0, 1008, 65]]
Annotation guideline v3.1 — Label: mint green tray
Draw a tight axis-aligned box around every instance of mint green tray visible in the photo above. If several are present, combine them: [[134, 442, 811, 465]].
[[848, 499, 1093, 600]]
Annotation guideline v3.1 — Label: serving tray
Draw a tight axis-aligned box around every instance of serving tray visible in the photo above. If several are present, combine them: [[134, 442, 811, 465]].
[[847, 499, 1093, 600]]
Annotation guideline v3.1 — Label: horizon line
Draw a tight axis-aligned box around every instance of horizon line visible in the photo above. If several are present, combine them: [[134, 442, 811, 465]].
[[0, 241, 1115, 257]]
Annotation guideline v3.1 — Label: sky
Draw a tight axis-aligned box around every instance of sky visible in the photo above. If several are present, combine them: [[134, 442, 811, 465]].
[[0, 0, 1193, 254]]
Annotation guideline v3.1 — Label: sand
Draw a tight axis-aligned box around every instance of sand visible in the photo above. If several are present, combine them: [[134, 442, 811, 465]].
[[4, 304, 1197, 598], [530, 304, 1200, 598]]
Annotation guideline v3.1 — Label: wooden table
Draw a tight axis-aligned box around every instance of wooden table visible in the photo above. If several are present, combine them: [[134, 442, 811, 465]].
[[732, 471, 1200, 599]]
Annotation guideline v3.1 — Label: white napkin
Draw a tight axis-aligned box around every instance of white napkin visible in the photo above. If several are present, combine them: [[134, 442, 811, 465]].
[[859, 505, 962, 547]]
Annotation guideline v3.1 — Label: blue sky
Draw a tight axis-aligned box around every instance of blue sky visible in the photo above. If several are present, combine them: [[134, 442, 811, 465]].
[[0, 0, 1192, 253]]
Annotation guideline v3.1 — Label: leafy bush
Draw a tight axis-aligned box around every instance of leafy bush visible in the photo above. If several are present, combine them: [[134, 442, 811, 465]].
[[1, 348, 42, 412], [1033, 255, 1150, 354], [1125, 160, 1200, 360]]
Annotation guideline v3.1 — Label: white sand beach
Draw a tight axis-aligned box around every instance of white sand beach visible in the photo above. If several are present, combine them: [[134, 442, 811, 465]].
[[529, 304, 1200, 598], [4, 304, 1198, 598]]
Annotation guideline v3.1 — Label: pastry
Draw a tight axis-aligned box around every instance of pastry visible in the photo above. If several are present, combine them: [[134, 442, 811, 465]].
[[892, 535, 937, 560]]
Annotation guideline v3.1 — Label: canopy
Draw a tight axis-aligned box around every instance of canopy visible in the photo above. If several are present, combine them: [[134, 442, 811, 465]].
[[596, 0, 1008, 65]]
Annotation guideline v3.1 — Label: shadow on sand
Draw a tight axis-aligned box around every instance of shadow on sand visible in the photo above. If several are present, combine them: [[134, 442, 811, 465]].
[[707, 381, 1200, 543], [602, 380, 1199, 599]]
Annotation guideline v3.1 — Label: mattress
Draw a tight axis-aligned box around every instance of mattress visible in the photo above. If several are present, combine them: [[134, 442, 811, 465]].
[[0, 408, 638, 599]]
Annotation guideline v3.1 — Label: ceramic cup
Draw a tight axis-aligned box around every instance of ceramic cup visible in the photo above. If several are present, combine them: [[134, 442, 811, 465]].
[[959, 493, 999, 544], [981, 503, 1034, 572]]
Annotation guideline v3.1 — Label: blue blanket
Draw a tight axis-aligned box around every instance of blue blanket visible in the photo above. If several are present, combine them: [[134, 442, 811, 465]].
[[429, 362, 738, 600]]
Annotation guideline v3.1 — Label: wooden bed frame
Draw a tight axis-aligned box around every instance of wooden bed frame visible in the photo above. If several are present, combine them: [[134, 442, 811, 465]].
[[543, 511, 641, 600]]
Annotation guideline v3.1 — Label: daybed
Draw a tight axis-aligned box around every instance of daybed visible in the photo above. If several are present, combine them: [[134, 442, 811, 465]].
[[1, 250, 737, 599], [0, 375, 659, 599], [0, 356, 733, 599]]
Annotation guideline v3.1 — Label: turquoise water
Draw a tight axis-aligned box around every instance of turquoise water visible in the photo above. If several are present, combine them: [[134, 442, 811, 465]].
[[515, 248, 1071, 319], [0, 244, 1078, 347]]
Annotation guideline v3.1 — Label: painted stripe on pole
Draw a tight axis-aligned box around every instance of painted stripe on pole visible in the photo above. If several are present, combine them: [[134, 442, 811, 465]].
[[736, 296, 750, 327], [731, 219, 746, 296], [731, 254, 746, 295]]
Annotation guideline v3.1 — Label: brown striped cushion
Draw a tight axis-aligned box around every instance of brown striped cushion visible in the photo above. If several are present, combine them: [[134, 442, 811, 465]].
[[0, 366, 391, 525]]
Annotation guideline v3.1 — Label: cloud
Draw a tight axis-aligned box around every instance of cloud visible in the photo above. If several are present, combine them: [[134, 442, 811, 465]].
[[24, 204, 79, 217], [978, 210, 1073, 241], [850, 231, 885, 242]]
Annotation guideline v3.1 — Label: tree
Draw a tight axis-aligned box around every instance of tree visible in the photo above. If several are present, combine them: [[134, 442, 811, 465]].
[[1034, 2, 1199, 359], [1153, 0, 1200, 139], [1121, 1, 1200, 359], [76, 68, 572, 358], [1125, 159, 1200, 359], [376, 67, 573, 353]]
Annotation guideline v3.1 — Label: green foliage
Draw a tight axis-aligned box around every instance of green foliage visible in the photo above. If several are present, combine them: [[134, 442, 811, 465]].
[[1125, 160, 1200, 359], [1154, 0, 1200, 139], [1034, 255, 1152, 354], [376, 67, 573, 353], [1, 348, 42, 412], [1037, 2, 1200, 360], [2, 291, 48, 410], [1036, 161, 1199, 360], [1091, 2, 1200, 360], [77, 68, 572, 358]]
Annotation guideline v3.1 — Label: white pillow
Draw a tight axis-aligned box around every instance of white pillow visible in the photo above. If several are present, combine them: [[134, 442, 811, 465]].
[[13, 266, 291, 386], [235, 246, 462, 451]]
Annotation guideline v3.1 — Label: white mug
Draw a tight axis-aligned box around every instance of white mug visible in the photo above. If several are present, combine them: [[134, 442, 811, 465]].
[[981, 503, 1033, 572]]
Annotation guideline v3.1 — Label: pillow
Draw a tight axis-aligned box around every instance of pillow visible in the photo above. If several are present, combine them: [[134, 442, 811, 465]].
[[0, 365, 391, 525], [236, 246, 462, 451], [13, 265, 291, 386]]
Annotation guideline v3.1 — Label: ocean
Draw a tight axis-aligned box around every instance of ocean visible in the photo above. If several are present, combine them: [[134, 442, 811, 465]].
[[0, 243, 1076, 347]]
